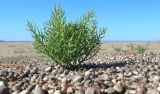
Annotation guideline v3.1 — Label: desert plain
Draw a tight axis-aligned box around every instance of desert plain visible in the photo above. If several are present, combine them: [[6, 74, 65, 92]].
[[0, 41, 160, 94]]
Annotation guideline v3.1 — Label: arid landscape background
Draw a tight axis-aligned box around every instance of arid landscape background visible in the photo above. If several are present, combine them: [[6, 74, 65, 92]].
[[0, 41, 159, 58]]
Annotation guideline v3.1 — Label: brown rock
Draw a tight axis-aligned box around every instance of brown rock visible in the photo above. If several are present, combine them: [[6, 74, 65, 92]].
[[85, 87, 100, 94]]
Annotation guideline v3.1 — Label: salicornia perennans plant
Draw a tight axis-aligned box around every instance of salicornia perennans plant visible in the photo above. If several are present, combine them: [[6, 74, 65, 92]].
[[112, 46, 122, 53], [127, 42, 134, 51], [26, 5, 106, 68], [134, 42, 150, 54]]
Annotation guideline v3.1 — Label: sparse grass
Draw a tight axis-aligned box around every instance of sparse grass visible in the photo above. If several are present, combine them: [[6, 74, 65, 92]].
[[127, 42, 134, 51], [112, 46, 122, 53], [132, 42, 150, 54]]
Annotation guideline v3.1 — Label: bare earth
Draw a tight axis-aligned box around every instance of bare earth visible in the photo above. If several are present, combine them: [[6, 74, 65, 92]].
[[0, 41, 159, 69], [0, 41, 160, 58]]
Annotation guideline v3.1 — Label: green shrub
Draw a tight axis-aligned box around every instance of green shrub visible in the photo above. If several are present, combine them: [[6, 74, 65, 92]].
[[26, 5, 106, 68], [112, 46, 122, 53], [127, 42, 134, 51], [134, 42, 150, 54]]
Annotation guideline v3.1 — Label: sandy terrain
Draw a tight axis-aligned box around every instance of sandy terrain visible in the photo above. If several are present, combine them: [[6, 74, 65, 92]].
[[0, 41, 159, 57], [0, 41, 159, 65]]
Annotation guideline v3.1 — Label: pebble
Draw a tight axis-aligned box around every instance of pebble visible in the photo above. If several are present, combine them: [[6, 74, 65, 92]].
[[113, 83, 123, 93], [30, 67, 38, 74], [19, 90, 33, 94], [12, 90, 19, 94], [127, 90, 136, 94], [48, 89, 54, 94], [45, 67, 52, 72], [147, 88, 159, 94], [73, 76, 83, 83], [43, 76, 49, 82], [61, 78, 68, 84], [85, 70, 92, 76], [0, 70, 8, 77], [53, 90, 61, 94], [75, 88, 85, 94], [111, 78, 117, 84], [106, 87, 116, 94], [0, 86, 10, 94], [84, 80, 92, 87], [85, 87, 100, 94], [142, 78, 149, 83], [157, 86, 160, 91], [67, 87, 74, 93], [100, 74, 110, 81], [34, 84, 48, 94], [0, 81, 5, 86], [152, 75, 160, 82]]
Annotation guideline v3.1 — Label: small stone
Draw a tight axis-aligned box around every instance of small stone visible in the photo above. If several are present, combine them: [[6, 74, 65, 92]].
[[113, 83, 123, 93], [34, 84, 48, 94], [0, 70, 8, 77], [12, 82, 23, 91], [27, 84, 36, 91], [60, 83, 67, 92], [73, 76, 83, 83], [45, 67, 52, 72], [127, 71, 133, 76], [0, 81, 5, 86], [117, 73, 123, 79], [142, 78, 149, 84], [67, 87, 74, 93], [85, 87, 100, 94], [0, 86, 10, 94], [19, 90, 33, 94], [54, 90, 61, 94], [43, 76, 49, 82], [111, 78, 117, 84], [12, 90, 20, 94], [61, 78, 68, 84], [147, 88, 159, 94], [157, 87, 160, 91], [85, 70, 91, 77], [84, 76, 91, 82], [12, 85, 20, 91], [128, 90, 136, 94], [75, 88, 85, 94], [42, 84, 49, 91], [106, 87, 116, 94], [31, 76, 37, 83], [100, 74, 110, 81], [7, 71, 14, 78], [16, 81, 24, 87], [30, 67, 38, 74], [153, 75, 160, 82], [84, 80, 92, 87], [137, 86, 146, 94], [48, 89, 54, 94]]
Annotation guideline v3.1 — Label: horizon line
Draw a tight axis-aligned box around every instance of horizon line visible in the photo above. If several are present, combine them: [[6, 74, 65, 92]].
[[0, 40, 159, 42]]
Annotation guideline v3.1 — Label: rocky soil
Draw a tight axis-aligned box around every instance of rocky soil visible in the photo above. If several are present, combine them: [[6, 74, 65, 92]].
[[0, 42, 160, 94]]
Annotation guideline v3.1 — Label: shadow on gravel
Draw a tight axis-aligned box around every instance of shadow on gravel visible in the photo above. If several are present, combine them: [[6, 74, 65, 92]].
[[68, 61, 135, 70]]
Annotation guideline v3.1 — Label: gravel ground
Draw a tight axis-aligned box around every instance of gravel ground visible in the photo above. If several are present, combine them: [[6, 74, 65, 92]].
[[0, 42, 160, 94]]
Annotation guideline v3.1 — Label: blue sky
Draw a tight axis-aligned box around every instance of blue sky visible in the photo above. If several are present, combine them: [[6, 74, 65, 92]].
[[0, 0, 160, 41]]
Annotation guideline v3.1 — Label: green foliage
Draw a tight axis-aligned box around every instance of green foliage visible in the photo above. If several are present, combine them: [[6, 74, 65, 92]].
[[26, 5, 106, 68], [112, 46, 122, 53], [133, 42, 150, 54], [127, 42, 134, 51]]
